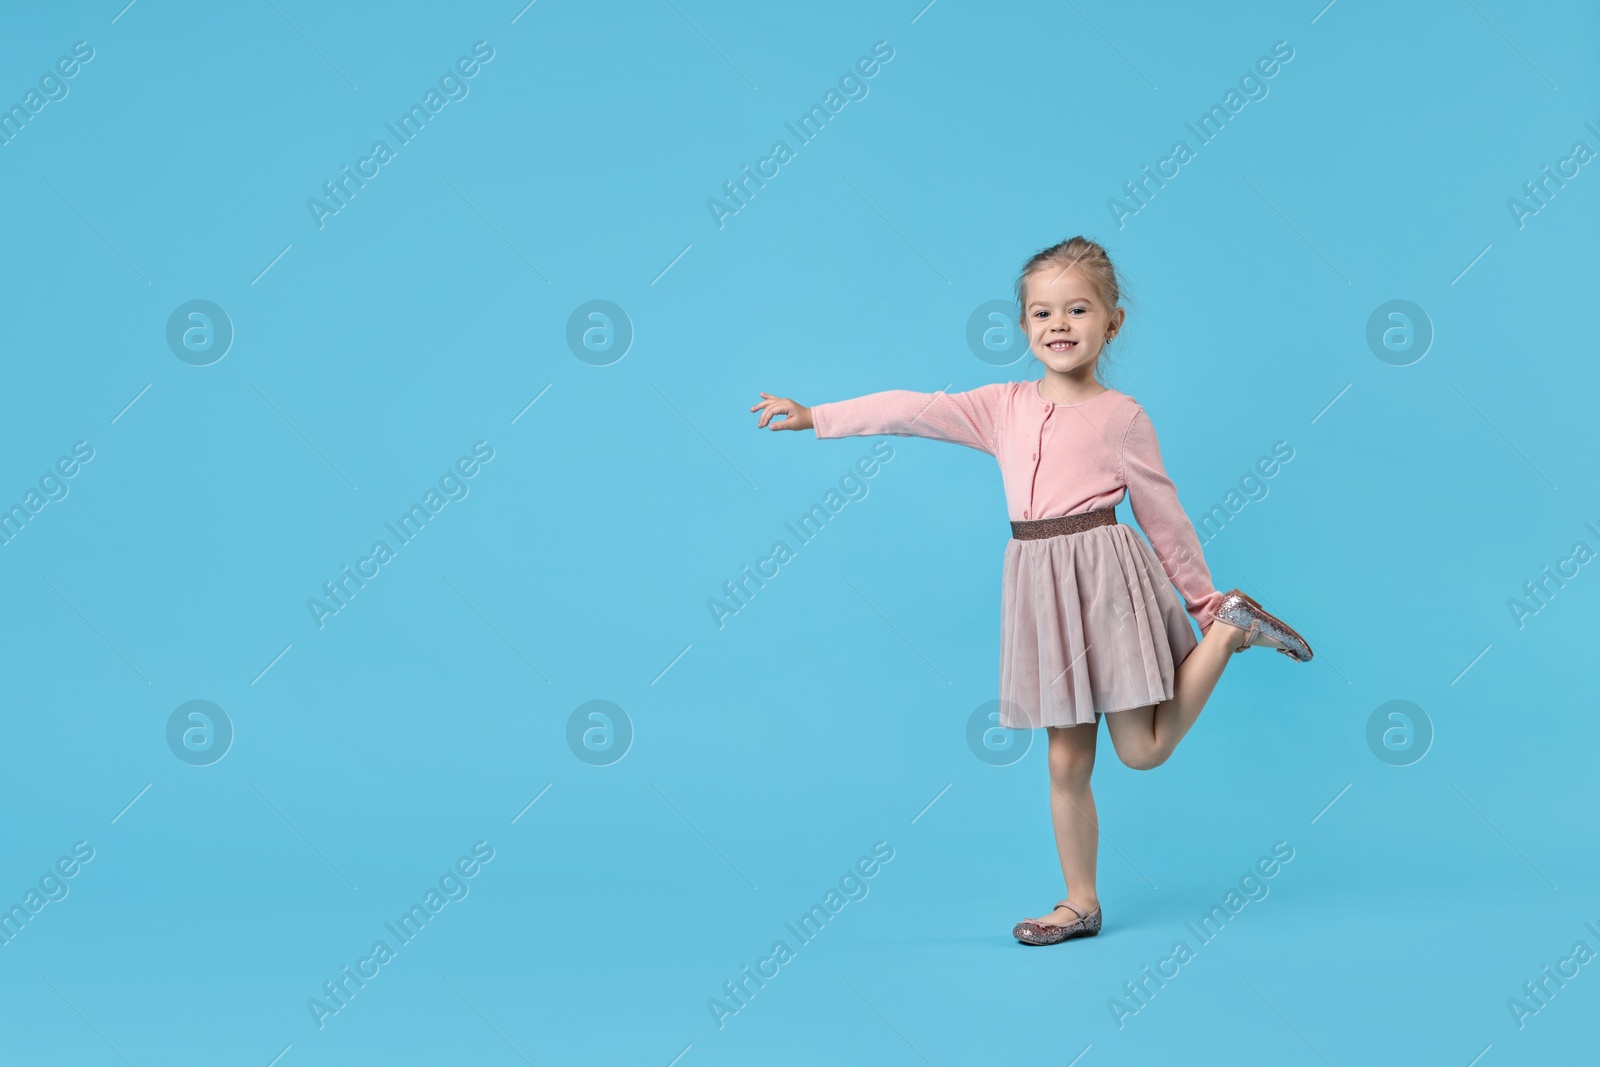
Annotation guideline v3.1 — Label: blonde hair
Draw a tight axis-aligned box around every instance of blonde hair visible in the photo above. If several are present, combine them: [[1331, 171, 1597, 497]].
[[1014, 236, 1126, 386]]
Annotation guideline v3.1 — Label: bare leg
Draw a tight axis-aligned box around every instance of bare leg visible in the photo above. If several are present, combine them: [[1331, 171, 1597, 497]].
[[1024, 720, 1101, 926], [1103, 618, 1254, 770]]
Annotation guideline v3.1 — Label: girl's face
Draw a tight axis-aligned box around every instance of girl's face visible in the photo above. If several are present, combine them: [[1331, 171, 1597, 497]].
[[1020, 266, 1124, 375]]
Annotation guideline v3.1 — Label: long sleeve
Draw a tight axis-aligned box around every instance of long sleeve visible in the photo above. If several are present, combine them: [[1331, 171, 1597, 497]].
[[810, 383, 1007, 455], [1120, 406, 1225, 633]]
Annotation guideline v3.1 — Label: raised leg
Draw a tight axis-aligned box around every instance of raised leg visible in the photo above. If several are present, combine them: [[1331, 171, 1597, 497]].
[[1103, 618, 1250, 770]]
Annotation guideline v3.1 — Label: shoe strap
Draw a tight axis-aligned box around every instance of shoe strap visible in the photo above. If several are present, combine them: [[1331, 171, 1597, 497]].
[[1053, 900, 1084, 919], [1235, 619, 1259, 653]]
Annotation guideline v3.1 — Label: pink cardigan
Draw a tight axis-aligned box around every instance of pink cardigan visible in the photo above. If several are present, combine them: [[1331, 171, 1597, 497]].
[[811, 380, 1224, 633]]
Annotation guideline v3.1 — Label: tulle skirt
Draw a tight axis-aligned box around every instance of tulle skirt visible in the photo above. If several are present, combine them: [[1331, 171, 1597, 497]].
[[998, 519, 1199, 729]]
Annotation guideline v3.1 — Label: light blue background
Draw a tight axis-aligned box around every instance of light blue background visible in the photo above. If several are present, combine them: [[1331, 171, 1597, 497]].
[[1, 1, 1596, 1063]]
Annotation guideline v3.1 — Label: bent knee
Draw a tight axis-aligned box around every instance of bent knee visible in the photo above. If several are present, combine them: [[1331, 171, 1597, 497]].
[[1118, 748, 1169, 771]]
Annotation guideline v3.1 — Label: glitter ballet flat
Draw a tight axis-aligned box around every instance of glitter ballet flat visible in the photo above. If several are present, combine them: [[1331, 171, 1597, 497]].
[[1213, 589, 1313, 662], [1012, 900, 1102, 946]]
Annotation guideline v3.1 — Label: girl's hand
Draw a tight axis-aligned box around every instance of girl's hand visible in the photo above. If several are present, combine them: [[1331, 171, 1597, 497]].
[[751, 392, 813, 431]]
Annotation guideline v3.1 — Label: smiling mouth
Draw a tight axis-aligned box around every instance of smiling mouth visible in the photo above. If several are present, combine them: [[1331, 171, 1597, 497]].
[[1045, 340, 1078, 351]]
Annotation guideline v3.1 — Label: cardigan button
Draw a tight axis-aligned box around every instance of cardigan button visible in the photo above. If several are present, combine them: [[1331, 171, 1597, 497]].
[[1031, 452, 1037, 461], [1023, 510, 1030, 519]]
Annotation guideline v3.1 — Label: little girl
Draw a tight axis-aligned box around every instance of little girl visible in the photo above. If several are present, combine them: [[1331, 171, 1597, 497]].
[[750, 236, 1313, 946]]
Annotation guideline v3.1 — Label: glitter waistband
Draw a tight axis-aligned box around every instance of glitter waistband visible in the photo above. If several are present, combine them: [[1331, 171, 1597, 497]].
[[1009, 507, 1118, 540]]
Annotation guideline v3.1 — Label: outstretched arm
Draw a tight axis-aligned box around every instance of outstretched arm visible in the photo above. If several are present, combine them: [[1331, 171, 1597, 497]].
[[753, 384, 1006, 456], [1121, 406, 1226, 633]]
